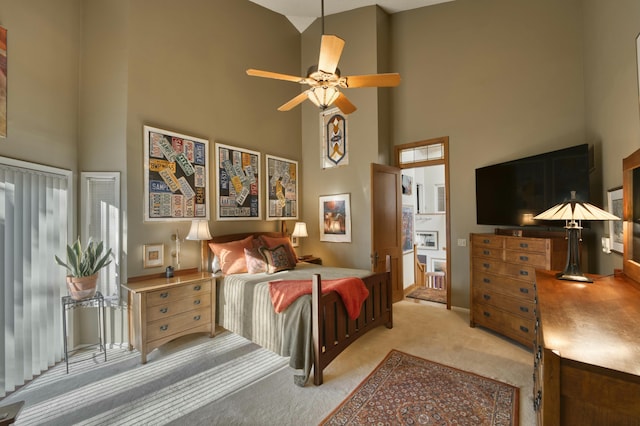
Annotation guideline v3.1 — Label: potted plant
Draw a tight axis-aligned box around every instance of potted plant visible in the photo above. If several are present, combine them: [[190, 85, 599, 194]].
[[55, 237, 113, 300]]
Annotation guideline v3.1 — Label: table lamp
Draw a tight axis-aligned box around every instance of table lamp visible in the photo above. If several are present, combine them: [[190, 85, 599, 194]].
[[291, 222, 308, 247], [534, 191, 619, 282], [186, 219, 213, 272]]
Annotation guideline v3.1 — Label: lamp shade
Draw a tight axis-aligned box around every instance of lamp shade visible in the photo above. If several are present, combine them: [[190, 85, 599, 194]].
[[292, 222, 308, 238], [186, 220, 212, 241], [533, 191, 619, 283], [307, 86, 340, 109]]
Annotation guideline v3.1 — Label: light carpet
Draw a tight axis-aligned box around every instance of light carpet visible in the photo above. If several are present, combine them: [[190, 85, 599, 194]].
[[321, 349, 519, 425], [2, 300, 535, 425]]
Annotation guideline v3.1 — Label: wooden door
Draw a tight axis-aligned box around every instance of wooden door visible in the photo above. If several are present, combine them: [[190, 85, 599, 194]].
[[371, 163, 403, 302]]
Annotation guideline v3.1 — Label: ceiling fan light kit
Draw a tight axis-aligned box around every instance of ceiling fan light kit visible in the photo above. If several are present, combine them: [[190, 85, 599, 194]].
[[307, 86, 340, 109], [246, 1, 401, 115]]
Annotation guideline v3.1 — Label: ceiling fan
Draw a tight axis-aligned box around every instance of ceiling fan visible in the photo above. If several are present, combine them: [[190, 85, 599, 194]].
[[246, 1, 401, 115]]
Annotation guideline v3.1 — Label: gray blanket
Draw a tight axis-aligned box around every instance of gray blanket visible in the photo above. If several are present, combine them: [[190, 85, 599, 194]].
[[216, 263, 370, 386]]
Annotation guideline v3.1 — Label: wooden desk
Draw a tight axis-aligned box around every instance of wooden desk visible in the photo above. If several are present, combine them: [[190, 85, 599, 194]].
[[534, 270, 640, 425]]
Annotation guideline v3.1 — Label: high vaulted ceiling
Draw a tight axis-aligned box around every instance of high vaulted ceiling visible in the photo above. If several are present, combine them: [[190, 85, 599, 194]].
[[248, 0, 454, 32]]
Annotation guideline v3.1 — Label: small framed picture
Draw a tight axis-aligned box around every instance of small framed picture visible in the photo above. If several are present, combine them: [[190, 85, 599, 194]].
[[417, 231, 438, 250], [143, 244, 164, 268], [607, 186, 623, 254], [431, 258, 446, 273]]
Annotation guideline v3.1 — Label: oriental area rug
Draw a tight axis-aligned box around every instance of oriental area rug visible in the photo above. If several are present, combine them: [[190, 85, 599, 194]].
[[406, 286, 446, 304], [321, 350, 519, 426]]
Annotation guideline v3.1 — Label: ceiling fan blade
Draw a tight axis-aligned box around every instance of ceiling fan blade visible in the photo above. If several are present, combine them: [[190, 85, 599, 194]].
[[277, 91, 309, 111], [340, 73, 401, 88], [317, 35, 345, 74], [333, 92, 357, 115], [247, 69, 308, 84]]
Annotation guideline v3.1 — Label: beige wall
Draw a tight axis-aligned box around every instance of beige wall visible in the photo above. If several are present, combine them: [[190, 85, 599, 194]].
[[391, 0, 587, 307], [4, 0, 640, 314], [300, 7, 389, 270], [0, 0, 80, 172], [123, 0, 301, 277], [583, 0, 640, 275]]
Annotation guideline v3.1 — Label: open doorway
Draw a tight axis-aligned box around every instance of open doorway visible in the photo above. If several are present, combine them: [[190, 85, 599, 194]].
[[395, 137, 451, 309]]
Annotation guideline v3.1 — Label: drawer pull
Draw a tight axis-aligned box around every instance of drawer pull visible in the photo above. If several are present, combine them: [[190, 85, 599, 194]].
[[160, 307, 168, 314], [483, 311, 491, 317], [483, 250, 490, 255], [160, 292, 169, 298], [483, 263, 490, 269], [519, 255, 529, 261], [520, 325, 529, 333], [534, 390, 542, 411], [520, 306, 529, 313], [193, 315, 201, 321], [483, 278, 490, 283], [519, 270, 529, 276], [160, 324, 169, 331], [194, 299, 201, 305], [483, 294, 491, 300], [519, 287, 529, 294], [519, 243, 529, 248], [194, 285, 202, 291], [483, 239, 490, 244]]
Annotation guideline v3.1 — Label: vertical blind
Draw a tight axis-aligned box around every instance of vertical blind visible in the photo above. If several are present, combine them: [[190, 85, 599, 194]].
[[0, 157, 72, 397]]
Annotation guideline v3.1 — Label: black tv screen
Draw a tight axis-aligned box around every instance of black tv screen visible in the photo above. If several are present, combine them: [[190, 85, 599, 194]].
[[475, 144, 591, 227]]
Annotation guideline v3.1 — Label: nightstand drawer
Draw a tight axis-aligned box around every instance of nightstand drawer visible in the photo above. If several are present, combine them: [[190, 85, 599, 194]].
[[146, 280, 211, 307], [147, 307, 211, 342], [147, 293, 211, 322]]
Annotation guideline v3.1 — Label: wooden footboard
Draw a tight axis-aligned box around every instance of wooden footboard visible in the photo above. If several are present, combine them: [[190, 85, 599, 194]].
[[311, 256, 393, 385]]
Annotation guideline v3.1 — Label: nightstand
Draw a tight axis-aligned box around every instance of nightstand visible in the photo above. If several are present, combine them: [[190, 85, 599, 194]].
[[299, 256, 322, 265], [122, 272, 216, 363]]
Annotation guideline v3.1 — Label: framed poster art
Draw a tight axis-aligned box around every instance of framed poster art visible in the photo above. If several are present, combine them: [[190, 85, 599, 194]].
[[0, 26, 7, 138], [143, 244, 164, 268], [143, 126, 209, 222], [607, 186, 623, 254], [402, 205, 413, 253], [265, 154, 298, 220], [215, 142, 261, 220], [417, 231, 438, 250], [431, 258, 446, 273], [321, 107, 348, 169], [319, 193, 351, 242]]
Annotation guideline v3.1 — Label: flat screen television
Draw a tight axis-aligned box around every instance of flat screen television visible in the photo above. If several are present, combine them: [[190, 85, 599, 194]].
[[475, 144, 591, 227]]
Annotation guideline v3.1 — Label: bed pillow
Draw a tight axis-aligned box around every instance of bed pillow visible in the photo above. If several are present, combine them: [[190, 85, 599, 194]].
[[260, 244, 296, 274], [208, 235, 254, 274], [244, 247, 267, 274], [259, 235, 298, 265]]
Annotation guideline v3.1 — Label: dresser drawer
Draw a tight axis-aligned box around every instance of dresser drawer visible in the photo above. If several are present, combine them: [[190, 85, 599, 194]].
[[147, 307, 211, 342], [472, 303, 535, 347], [146, 280, 212, 307], [147, 293, 211, 322], [505, 238, 548, 253], [504, 250, 549, 268], [472, 283, 535, 319], [471, 245, 504, 261], [473, 258, 537, 282], [471, 234, 505, 249]]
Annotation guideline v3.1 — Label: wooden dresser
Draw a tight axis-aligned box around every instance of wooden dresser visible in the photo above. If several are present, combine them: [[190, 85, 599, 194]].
[[123, 271, 216, 363], [470, 232, 566, 348], [534, 270, 640, 425]]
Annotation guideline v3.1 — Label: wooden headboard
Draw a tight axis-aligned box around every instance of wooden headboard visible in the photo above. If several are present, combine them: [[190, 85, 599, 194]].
[[209, 231, 284, 244]]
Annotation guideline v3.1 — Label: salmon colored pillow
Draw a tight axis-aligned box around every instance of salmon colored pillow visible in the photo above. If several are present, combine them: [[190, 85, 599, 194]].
[[208, 235, 254, 274], [259, 235, 298, 265]]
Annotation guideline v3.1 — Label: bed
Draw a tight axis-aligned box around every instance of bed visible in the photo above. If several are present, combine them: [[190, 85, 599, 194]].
[[209, 232, 392, 386]]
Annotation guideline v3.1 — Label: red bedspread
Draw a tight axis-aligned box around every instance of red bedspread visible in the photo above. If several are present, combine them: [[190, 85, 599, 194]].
[[268, 277, 369, 320]]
